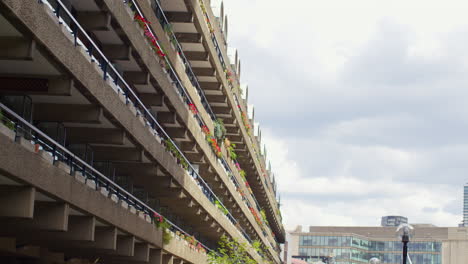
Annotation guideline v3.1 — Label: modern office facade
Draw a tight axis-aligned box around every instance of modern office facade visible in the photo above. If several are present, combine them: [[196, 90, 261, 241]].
[[381, 216, 408, 227], [0, 0, 284, 263], [461, 184, 468, 227], [286, 225, 468, 264]]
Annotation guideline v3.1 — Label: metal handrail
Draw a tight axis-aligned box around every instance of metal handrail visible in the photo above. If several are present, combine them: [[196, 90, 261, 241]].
[[148, 0, 217, 122], [39, 0, 253, 245], [128, 0, 276, 245], [195, 0, 280, 213], [0, 102, 213, 253], [137, 0, 279, 249]]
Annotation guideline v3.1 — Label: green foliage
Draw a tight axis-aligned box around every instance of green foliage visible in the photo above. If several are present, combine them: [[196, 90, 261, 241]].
[[239, 170, 246, 180], [155, 218, 172, 245], [215, 200, 229, 215], [213, 118, 226, 141], [260, 209, 269, 225], [162, 229, 172, 245], [164, 139, 189, 169], [164, 24, 178, 46], [208, 235, 272, 264], [0, 109, 15, 131], [228, 143, 237, 160]]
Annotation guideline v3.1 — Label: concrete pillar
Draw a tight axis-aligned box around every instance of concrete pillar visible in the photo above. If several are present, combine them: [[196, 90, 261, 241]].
[[48, 78, 73, 96], [150, 250, 174, 264], [134, 242, 150, 262], [0, 186, 35, 218], [32, 202, 69, 231], [149, 249, 163, 264], [94, 227, 117, 250], [63, 216, 95, 241], [0, 237, 15, 252], [0, 37, 35, 60], [163, 254, 173, 264], [173, 259, 184, 264], [116, 235, 135, 257]]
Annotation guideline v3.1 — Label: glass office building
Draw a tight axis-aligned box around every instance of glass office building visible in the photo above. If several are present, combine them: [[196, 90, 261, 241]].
[[295, 235, 441, 264], [462, 184, 468, 227]]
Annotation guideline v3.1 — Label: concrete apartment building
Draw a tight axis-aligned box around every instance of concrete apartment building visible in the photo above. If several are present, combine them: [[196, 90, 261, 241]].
[[0, 0, 284, 263], [286, 224, 468, 264]]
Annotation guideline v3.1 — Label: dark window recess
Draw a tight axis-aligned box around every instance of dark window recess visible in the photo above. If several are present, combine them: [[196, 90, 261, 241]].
[[0, 77, 48, 93]]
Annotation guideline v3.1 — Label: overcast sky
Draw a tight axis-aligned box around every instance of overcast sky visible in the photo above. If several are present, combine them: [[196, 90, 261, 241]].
[[221, 0, 468, 229]]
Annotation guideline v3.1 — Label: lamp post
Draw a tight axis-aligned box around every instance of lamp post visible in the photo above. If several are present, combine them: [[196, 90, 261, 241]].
[[396, 224, 414, 264], [369, 257, 381, 264]]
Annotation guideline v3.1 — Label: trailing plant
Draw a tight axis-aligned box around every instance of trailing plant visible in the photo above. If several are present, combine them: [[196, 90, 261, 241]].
[[208, 235, 272, 264], [224, 138, 231, 147], [185, 235, 198, 248], [163, 24, 178, 46], [188, 103, 198, 115], [162, 229, 172, 245], [260, 209, 269, 225], [249, 207, 263, 227], [224, 69, 234, 86], [239, 169, 246, 181], [164, 139, 189, 169], [0, 110, 15, 131], [196, 242, 207, 253], [238, 85, 243, 96], [132, 13, 167, 63], [227, 143, 237, 160], [153, 213, 172, 245], [213, 118, 226, 141], [240, 110, 251, 134], [198, 0, 215, 34], [215, 200, 229, 215], [202, 125, 222, 158]]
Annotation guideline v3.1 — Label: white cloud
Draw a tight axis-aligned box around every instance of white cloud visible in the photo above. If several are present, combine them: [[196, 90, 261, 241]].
[[221, 0, 468, 229]]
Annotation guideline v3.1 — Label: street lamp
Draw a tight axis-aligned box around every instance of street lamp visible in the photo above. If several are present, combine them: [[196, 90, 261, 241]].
[[369, 257, 381, 264], [396, 224, 414, 264]]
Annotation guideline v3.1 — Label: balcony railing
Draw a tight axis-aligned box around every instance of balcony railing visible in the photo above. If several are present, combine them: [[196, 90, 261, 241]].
[[36, 0, 255, 247], [0, 102, 212, 254], [194, 0, 280, 214], [149, 0, 217, 122], [150, 0, 272, 219], [129, 0, 278, 248]]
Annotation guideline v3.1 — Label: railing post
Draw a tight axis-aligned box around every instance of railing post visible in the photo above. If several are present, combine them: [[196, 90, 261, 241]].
[[101, 60, 108, 80], [54, 0, 61, 18], [88, 48, 94, 62]]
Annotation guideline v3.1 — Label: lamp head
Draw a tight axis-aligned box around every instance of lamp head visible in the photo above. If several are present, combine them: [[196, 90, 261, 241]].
[[369, 257, 381, 264], [396, 223, 414, 242]]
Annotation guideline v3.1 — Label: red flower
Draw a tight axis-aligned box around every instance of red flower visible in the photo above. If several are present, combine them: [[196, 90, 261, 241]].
[[153, 212, 163, 222], [157, 49, 166, 58], [201, 125, 210, 135], [134, 14, 150, 24], [188, 103, 198, 114]]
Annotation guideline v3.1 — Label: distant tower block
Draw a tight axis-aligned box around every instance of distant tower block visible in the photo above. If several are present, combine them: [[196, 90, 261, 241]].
[[381, 215, 408, 227]]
